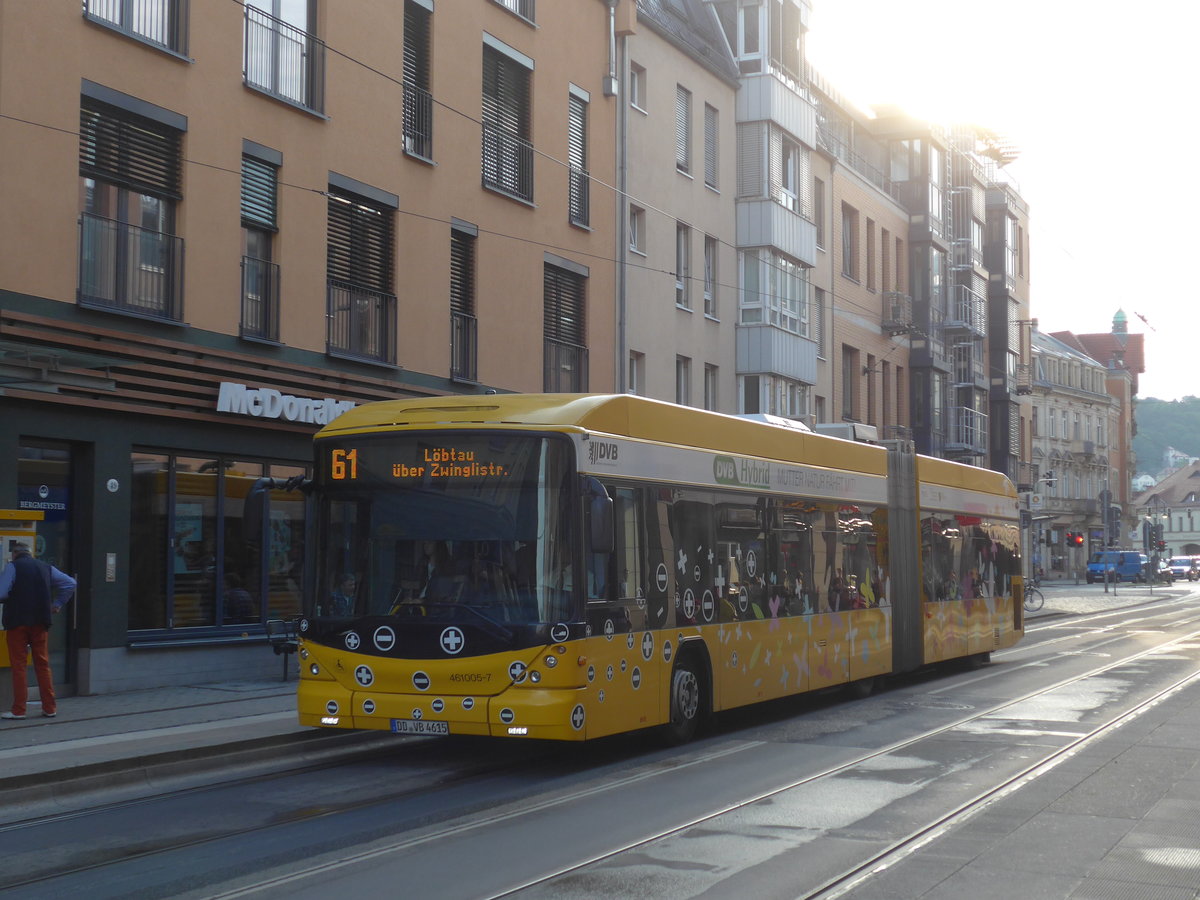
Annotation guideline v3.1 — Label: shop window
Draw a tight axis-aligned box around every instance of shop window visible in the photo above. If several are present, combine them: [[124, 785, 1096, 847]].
[[129, 450, 308, 634]]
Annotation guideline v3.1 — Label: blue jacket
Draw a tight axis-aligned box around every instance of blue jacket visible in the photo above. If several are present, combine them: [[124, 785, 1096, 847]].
[[0, 553, 76, 629]]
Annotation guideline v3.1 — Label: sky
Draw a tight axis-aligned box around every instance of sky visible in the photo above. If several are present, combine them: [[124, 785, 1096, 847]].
[[805, 0, 1197, 401]]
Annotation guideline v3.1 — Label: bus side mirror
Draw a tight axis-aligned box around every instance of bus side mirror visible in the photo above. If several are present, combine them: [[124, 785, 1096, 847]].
[[584, 477, 613, 554], [244, 475, 310, 544], [244, 477, 272, 545]]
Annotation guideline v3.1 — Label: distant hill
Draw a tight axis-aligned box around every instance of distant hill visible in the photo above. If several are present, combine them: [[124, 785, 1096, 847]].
[[1134, 396, 1200, 474]]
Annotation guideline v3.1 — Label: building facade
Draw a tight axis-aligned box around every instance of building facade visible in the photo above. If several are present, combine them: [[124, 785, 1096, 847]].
[[1027, 329, 1122, 578], [0, 0, 617, 692], [618, 0, 740, 410]]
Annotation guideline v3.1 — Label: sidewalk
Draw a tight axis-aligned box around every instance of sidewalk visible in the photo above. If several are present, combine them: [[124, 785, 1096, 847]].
[[0, 675, 390, 813]]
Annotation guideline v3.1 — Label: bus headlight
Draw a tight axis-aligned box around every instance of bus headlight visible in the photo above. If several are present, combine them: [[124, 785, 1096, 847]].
[[309, 663, 320, 676]]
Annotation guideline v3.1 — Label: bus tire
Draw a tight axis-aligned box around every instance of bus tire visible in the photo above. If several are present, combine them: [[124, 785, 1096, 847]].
[[662, 655, 706, 744]]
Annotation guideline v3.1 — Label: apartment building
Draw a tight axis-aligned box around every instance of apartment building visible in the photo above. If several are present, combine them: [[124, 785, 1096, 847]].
[[808, 83, 912, 434], [619, 0, 739, 410], [0, 0, 616, 691], [1027, 329, 1122, 577]]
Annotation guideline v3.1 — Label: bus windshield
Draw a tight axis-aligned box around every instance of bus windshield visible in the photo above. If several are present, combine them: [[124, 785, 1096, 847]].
[[313, 432, 577, 627]]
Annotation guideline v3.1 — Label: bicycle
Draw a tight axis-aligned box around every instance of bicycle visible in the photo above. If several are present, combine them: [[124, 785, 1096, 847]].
[[1023, 582, 1044, 612]]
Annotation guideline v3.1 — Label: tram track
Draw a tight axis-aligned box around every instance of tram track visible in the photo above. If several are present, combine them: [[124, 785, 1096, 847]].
[[9, 606, 1200, 899], [205, 620, 1200, 899]]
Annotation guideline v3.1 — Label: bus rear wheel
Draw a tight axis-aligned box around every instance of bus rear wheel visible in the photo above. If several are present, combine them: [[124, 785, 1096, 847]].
[[663, 657, 704, 744]]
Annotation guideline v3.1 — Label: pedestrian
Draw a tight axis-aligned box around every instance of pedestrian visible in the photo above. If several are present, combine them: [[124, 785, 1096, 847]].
[[0, 541, 76, 720]]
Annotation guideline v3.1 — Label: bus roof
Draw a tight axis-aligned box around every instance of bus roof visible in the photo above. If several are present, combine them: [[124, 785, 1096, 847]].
[[318, 393, 889, 474]]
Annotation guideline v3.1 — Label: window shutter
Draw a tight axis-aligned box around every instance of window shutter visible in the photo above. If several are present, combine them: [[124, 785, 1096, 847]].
[[327, 191, 393, 292], [403, 1, 431, 90], [767, 125, 783, 203], [704, 104, 718, 187], [544, 265, 585, 347], [675, 86, 690, 172], [450, 230, 475, 316], [737, 123, 763, 198], [241, 157, 277, 230], [568, 95, 587, 171], [80, 101, 181, 199], [797, 145, 813, 219], [482, 47, 528, 137]]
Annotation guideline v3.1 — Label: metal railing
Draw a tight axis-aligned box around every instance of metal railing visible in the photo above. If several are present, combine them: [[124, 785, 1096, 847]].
[[84, 0, 189, 53], [326, 280, 396, 364], [482, 122, 534, 202], [947, 284, 987, 335], [543, 338, 588, 392], [402, 81, 433, 159], [450, 311, 477, 382], [568, 167, 589, 227], [240, 255, 279, 342], [78, 213, 183, 321], [243, 5, 325, 114], [946, 406, 988, 452], [493, 0, 535, 21]]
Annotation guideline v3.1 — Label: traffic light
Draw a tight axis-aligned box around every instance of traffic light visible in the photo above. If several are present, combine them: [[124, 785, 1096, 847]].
[[1156, 540, 1168, 553], [1069, 532, 1084, 547]]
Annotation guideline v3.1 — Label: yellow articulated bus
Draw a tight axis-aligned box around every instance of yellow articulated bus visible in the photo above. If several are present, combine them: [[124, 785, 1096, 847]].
[[292, 394, 1023, 742]]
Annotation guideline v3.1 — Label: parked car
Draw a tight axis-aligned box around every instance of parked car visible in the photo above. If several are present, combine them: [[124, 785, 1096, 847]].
[[1166, 556, 1200, 581], [1085, 550, 1149, 583]]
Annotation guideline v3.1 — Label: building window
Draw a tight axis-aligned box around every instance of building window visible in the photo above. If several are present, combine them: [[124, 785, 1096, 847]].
[[629, 205, 646, 255], [450, 225, 477, 382], [841, 345, 859, 420], [544, 261, 588, 391], [841, 203, 858, 279], [326, 186, 397, 364], [776, 135, 807, 214], [492, 0, 535, 23], [243, 0, 326, 114], [881, 228, 891, 291], [928, 143, 943, 232], [740, 249, 808, 336], [84, 0, 189, 54], [704, 103, 719, 189], [866, 218, 876, 291], [813, 177, 825, 248], [240, 151, 280, 341], [676, 223, 691, 308], [568, 89, 590, 227], [704, 235, 718, 318], [628, 351, 644, 395], [675, 85, 691, 174], [129, 452, 307, 633], [629, 61, 646, 111], [676, 356, 691, 406], [78, 96, 184, 321], [704, 364, 718, 411], [738, 374, 809, 419], [482, 40, 533, 202], [402, 0, 433, 159]]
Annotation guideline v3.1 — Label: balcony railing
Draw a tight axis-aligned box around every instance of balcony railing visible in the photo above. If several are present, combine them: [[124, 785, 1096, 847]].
[[327, 280, 396, 365], [569, 166, 589, 227], [945, 406, 988, 454], [482, 122, 534, 202], [493, 0, 535, 22], [946, 284, 987, 336], [78, 213, 183, 321], [450, 311, 477, 382], [241, 256, 280, 342], [543, 338, 588, 392], [84, 0, 189, 54], [243, 6, 325, 114], [882, 291, 911, 335], [402, 81, 433, 160]]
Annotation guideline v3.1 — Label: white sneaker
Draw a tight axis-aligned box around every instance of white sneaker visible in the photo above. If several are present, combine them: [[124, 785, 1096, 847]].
[[1, 712, 25, 720]]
